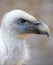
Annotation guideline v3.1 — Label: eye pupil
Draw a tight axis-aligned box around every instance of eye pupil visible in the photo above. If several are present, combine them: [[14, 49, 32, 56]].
[[21, 19, 26, 23], [18, 18, 26, 24]]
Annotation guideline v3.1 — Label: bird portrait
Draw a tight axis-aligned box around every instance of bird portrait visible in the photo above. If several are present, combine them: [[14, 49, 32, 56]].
[[0, 10, 50, 65]]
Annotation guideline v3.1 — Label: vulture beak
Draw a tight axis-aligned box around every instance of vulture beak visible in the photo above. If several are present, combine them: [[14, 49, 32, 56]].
[[29, 21, 50, 37]]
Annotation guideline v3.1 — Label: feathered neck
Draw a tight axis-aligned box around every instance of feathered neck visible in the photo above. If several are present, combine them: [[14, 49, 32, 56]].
[[0, 28, 26, 52]]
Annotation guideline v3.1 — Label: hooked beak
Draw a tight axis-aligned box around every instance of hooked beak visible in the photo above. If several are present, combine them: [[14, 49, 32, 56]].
[[27, 21, 50, 37], [35, 22, 50, 37]]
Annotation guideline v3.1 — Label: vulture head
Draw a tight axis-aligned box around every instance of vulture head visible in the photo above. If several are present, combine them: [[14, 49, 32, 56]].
[[1, 10, 50, 39]]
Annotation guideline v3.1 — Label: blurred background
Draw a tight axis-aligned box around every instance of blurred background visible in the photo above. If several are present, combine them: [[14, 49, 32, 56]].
[[0, 0, 53, 65]]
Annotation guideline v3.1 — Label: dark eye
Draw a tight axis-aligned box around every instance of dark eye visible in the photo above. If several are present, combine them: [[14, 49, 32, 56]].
[[18, 18, 26, 24], [20, 19, 26, 23]]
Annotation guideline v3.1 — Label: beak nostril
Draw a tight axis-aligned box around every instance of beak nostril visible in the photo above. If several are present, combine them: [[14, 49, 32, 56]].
[[34, 22, 41, 25]]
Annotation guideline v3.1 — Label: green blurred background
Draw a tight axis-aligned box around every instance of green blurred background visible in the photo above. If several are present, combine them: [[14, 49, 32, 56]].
[[0, 0, 53, 65]]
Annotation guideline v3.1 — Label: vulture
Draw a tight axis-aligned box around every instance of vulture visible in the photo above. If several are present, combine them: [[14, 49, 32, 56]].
[[0, 10, 50, 65]]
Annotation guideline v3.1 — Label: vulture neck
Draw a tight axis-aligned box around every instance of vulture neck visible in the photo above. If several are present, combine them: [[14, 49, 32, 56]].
[[0, 28, 26, 52], [0, 25, 30, 61]]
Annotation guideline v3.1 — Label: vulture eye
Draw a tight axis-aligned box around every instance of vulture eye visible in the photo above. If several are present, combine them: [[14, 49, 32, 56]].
[[20, 19, 26, 23], [18, 18, 26, 24]]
